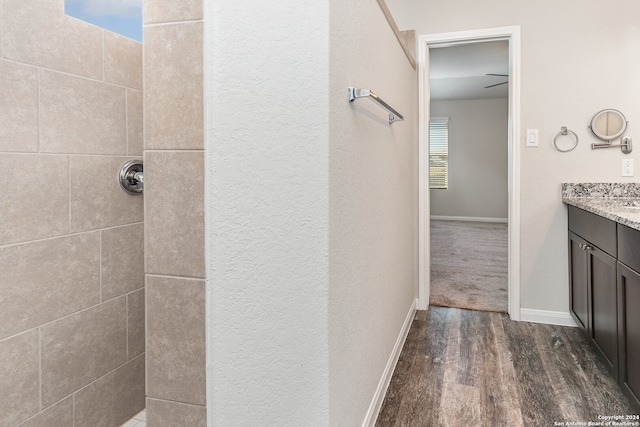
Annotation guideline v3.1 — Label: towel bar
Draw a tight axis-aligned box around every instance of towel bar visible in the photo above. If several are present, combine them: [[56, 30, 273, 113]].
[[348, 86, 404, 124]]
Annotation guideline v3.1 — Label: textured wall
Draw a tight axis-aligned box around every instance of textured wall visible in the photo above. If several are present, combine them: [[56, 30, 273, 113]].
[[204, 0, 417, 425], [143, 0, 207, 425], [204, 0, 331, 425], [328, 0, 418, 426], [430, 98, 508, 220], [0, 1, 144, 426], [386, 0, 640, 313]]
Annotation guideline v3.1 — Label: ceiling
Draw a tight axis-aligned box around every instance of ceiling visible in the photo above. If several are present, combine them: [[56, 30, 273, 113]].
[[430, 40, 509, 100]]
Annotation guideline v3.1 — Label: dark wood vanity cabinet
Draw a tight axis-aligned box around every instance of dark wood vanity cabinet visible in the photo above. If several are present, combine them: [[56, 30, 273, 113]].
[[568, 206, 618, 380], [589, 246, 618, 379], [568, 232, 589, 331], [568, 206, 640, 411], [617, 224, 640, 411]]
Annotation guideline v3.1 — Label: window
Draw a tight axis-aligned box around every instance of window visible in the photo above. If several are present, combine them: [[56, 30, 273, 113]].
[[429, 117, 449, 189], [65, 0, 142, 42]]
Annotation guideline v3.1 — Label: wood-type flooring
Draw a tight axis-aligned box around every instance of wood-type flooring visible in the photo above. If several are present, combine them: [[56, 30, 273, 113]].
[[375, 306, 637, 427]]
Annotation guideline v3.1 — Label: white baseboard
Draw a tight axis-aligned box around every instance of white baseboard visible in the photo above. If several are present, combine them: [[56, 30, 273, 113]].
[[430, 215, 508, 223], [361, 298, 417, 427], [520, 308, 578, 327]]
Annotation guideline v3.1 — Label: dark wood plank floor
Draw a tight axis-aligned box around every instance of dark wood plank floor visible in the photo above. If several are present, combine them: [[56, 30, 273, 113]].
[[375, 306, 637, 427]]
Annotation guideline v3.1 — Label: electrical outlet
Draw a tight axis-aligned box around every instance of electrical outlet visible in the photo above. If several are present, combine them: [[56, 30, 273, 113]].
[[622, 158, 634, 177]]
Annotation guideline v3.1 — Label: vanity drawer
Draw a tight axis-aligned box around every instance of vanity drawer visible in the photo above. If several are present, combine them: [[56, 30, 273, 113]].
[[569, 206, 617, 257], [618, 224, 640, 272]]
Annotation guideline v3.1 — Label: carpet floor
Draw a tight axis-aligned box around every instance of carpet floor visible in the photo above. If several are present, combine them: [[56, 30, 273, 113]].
[[430, 220, 508, 313]]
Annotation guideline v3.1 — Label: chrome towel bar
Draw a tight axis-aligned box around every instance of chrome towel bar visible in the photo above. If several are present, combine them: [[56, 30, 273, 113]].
[[348, 86, 404, 124]]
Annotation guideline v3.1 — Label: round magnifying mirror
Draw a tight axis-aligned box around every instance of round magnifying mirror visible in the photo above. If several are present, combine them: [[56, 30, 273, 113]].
[[590, 109, 627, 141]]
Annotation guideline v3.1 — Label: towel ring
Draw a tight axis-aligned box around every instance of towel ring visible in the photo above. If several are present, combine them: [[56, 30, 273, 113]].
[[554, 127, 578, 152]]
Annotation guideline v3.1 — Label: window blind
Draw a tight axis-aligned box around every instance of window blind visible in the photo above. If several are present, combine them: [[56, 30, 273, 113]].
[[429, 117, 449, 189]]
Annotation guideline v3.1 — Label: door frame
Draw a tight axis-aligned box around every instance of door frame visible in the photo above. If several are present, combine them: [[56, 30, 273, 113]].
[[417, 26, 521, 320]]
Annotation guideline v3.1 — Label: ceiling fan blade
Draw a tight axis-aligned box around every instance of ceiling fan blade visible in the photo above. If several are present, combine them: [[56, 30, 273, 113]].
[[484, 81, 508, 88], [486, 73, 509, 77]]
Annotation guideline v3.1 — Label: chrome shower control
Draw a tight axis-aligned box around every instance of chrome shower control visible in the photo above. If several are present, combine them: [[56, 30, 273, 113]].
[[119, 160, 144, 194]]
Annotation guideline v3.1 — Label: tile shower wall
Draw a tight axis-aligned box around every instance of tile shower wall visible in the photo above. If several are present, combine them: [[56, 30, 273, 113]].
[[143, 0, 207, 425], [0, 1, 144, 426]]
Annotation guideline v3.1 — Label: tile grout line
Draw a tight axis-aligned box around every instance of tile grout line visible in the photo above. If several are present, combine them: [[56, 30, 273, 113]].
[[144, 18, 203, 27], [125, 89, 130, 155], [3, 294, 135, 344], [0, 56, 142, 91], [38, 327, 43, 411], [72, 391, 76, 427], [0, 222, 144, 251], [144, 148, 205, 153], [0, 0, 3, 57], [68, 155, 72, 235], [0, 152, 143, 157], [146, 396, 207, 408], [101, 30, 105, 82], [146, 272, 206, 281], [36, 67, 41, 153], [99, 230, 103, 302], [126, 292, 130, 359], [72, 353, 145, 405], [143, 274, 148, 403]]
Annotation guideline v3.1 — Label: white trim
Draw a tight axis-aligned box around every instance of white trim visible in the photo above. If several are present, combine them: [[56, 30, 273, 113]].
[[430, 215, 508, 223], [362, 299, 417, 427], [520, 309, 578, 327], [418, 26, 522, 320], [417, 34, 431, 310]]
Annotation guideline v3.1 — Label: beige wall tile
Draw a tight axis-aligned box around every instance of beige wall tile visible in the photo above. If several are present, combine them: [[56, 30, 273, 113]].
[[143, 0, 202, 24], [0, 330, 39, 427], [41, 297, 127, 406], [16, 397, 73, 427], [0, 154, 69, 245], [1, 0, 102, 79], [74, 355, 145, 427], [127, 89, 144, 156], [102, 224, 144, 300], [0, 60, 39, 152], [144, 22, 203, 150], [127, 288, 145, 359], [40, 70, 126, 155], [147, 276, 206, 405], [145, 151, 205, 277], [70, 156, 143, 232], [146, 398, 206, 427], [104, 31, 143, 90], [0, 233, 101, 340]]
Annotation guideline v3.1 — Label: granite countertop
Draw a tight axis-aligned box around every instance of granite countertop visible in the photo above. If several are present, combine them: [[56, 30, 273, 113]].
[[562, 183, 640, 231]]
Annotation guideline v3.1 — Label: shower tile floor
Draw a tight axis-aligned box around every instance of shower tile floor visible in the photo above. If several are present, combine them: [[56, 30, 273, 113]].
[[121, 409, 146, 427]]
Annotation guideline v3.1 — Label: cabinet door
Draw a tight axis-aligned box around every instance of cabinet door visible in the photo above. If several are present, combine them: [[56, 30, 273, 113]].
[[569, 232, 589, 333], [588, 245, 618, 380], [617, 262, 640, 412]]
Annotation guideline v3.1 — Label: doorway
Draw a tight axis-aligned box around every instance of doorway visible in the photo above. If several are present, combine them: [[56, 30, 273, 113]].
[[429, 41, 509, 313], [417, 26, 521, 319]]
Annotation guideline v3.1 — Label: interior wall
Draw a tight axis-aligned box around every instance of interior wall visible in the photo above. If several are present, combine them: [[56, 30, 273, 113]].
[[143, 0, 207, 425], [430, 98, 508, 220], [204, 1, 331, 425], [0, 1, 144, 426], [386, 0, 640, 314], [204, 0, 417, 425], [329, 0, 418, 425]]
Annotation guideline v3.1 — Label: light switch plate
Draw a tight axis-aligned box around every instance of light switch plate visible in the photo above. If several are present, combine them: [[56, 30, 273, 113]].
[[526, 129, 539, 147], [622, 158, 634, 177]]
